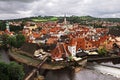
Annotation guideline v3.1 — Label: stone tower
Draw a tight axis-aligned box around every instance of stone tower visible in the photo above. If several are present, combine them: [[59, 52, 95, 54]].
[[64, 14, 67, 25], [6, 21, 10, 31]]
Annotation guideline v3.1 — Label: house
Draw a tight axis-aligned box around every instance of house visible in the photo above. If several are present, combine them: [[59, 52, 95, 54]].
[[25, 22, 38, 30], [20, 43, 40, 57], [67, 38, 77, 56], [46, 37, 58, 45], [51, 43, 69, 60]]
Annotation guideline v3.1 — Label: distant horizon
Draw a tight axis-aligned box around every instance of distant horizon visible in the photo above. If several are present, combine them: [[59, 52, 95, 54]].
[[0, 0, 120, 20], [1, 15, 120, 20]]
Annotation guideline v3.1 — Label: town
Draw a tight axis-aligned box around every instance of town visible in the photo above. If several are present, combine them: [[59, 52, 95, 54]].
[[0, 16, 120, 80], [1, 0, 120, 80]]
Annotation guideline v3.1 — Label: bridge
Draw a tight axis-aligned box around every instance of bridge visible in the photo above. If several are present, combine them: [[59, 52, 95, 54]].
[[24, 57, 48, 80]]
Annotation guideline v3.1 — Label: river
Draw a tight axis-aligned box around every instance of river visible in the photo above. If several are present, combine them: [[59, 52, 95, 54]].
[[0, 49, 10, 63], [45, 63, 120, 80], [0, 49, 120, 80]]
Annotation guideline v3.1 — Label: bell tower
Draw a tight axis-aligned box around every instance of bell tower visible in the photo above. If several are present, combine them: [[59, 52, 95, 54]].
[[6, 21, 10, 31], [64, 14, 67, 25]]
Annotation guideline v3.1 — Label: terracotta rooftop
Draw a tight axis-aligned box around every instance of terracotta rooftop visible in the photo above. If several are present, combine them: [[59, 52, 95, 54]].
[[51, 43, 71, 59], [46, 37, 58, 45]]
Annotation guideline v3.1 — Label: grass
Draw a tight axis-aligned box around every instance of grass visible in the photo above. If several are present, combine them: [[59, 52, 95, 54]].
[[9, 50, 41, 67], [9, 50, 65, 70], [9, 49, 81, 70], [31, 17, 58, 22], [32, 19, 48, 22], [50, 17, 58, 21]]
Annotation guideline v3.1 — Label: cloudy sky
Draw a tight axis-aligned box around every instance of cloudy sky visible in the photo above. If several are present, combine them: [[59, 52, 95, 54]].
[[0, 0, 120, 19]]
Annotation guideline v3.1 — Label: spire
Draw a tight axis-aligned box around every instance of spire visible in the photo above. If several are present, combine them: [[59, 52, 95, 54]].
[[6, 21, 10, 31], [64, 14, 67, 25]]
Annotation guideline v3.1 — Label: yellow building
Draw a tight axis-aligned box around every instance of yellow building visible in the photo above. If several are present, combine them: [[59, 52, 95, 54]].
[[25, 22, 38, 30]]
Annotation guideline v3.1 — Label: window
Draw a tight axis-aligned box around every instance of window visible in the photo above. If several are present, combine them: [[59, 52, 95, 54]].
[[73, 51, 75, 53], [73, 47, 75, 50]]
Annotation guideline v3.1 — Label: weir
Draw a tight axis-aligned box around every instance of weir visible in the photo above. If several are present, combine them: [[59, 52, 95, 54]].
[[88, 56, 120, 64]]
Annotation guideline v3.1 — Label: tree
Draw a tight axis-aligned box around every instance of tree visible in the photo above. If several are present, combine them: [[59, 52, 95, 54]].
[[0, 62, 9, 80], [8, 62, 25, 80], [98, 47, 107, 56], [1, 34, 9, 50], [10, 25, 23, 33], [16, 34, 26, 48], [7, 36, 16, 47], [1, 33, 26, 48], [0, 21, 6, 31], [0, 62, 25, 80]]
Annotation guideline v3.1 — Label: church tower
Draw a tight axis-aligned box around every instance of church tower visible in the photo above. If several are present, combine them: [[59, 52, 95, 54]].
[[6, 21, 10, 31], [64, 14, 67, 25], [68, 38, 77, 56]]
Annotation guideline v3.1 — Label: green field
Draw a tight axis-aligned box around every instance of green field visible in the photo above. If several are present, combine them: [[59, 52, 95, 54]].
[[32, 17, 58, 22]]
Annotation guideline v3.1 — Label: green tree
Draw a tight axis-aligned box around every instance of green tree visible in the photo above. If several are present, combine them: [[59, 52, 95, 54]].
[[1, 34, 9, 45], [0, 21, 6, 31], [98, 47, 107, 56], [10, 25, 23, 33], [0, 62, 9, 80], [1, 34, 9, 50], [8, 62, 25, 80], [16, 34, 26, 48], [1, 33, 26, 48], [7, 36, 16, 47], [0, 62, 25, 80]]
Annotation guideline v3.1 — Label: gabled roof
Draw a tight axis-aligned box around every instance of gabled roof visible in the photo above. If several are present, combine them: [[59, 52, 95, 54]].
[[20, 43, 40, 56], [46, 37, 58, 45], [68, 38, 77, 46], [32, 32, 41, 38], [51, 43, 71, 59]]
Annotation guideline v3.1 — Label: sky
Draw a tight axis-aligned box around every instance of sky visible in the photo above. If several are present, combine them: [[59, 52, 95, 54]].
[[0, 0, 120, 19]]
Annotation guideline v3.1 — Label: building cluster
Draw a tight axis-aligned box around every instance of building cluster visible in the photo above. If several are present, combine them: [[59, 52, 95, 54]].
[[9, 21, 22, 26], [1, 19, 120, 61], [21, 20, 120, 61], [87, 20, 120, 27]]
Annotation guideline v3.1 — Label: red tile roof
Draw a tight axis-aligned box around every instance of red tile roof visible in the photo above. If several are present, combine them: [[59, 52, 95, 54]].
[[32, 32, 40, 38], [51, 43, 71, 59], [46, 37, 58, 45]]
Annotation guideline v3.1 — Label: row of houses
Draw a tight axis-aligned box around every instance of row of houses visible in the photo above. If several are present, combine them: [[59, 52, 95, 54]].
[[2, 21, 120, 61], [20, 21, 120, 61]]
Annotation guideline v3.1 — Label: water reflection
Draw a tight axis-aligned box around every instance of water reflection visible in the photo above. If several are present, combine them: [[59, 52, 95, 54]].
[[45, 66, 120, 80], [45, 67, 75, 80], [75, 69, 119, 80]]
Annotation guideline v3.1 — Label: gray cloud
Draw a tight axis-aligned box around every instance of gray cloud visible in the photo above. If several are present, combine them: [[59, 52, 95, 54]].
[[0, 0, 120, 19], [0, 0, 39, 3]]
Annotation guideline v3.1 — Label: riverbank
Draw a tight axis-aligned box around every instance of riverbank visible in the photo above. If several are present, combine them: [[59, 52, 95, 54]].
[[45, 64, 120, 80], [9, 48, 87, 70], [1, 48, 120, 80]]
